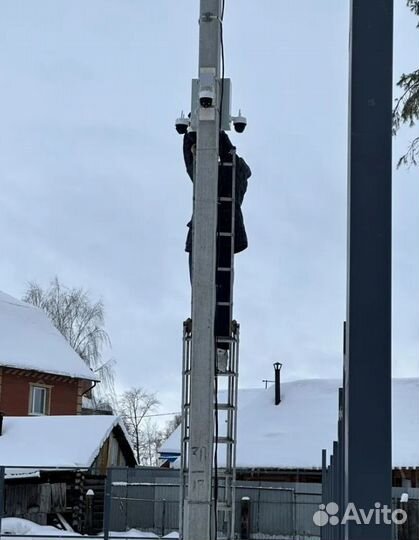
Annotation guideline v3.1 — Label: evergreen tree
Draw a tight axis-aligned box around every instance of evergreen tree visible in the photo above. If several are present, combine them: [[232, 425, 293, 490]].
[[393, 1, 419, 166]]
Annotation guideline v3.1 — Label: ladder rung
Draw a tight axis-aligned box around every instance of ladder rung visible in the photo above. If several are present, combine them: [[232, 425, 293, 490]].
[[217, 301, 231, 306], [218, 232, 233, 237], [216, 403, 235, 410], [215, 437, 234, 444], [216, 370, 237, 377], [215, 470, 234, 477], [216, 503, 233, 511], [217, 267, 232, 272], [219, 197, 233, 202], [220, 162, 233, 167]]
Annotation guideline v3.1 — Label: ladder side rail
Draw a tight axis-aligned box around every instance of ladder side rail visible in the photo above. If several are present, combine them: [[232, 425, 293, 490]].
[[228, 151, 237, 337], [180, 323, 191, 540], [230, 325, 240, 539], [215, 153, 238, 540]]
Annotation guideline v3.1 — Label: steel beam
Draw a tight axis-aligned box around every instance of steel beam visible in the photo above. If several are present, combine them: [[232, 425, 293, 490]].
[[344, 1, 393, 539]]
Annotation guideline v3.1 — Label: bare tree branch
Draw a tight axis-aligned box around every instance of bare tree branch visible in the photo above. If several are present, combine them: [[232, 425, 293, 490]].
[[117, 387, 160, 464], [23, 277, 114, 399]]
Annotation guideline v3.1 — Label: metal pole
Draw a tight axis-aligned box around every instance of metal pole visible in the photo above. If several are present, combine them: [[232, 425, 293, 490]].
[[103, 468, 113, 540], [321, 451, 327, 540], [0, 466, 4, 538], [345, 1, 393, 539], [338, 388, 344, 540], [185, 1, 221, 540]]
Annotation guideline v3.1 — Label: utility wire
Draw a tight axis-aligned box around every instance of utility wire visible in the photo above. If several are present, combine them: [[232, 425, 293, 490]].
[[143, 412, 180, 418]]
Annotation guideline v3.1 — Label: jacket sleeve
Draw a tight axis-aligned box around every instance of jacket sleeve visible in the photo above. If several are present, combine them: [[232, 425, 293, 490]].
[[183, 132, 196, 181], [219, 131, 235, 162], [235, 156, 251, 206], [237, 155, 252, 180]]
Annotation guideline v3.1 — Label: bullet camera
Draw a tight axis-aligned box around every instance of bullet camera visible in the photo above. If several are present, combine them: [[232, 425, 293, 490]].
[[232, 110, 247, 133], [175, 111, 190, 134], [199, 89, 215, 108]]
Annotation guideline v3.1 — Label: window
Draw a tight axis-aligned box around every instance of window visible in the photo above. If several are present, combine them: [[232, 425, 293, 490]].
[[29, 385, 50, 415]]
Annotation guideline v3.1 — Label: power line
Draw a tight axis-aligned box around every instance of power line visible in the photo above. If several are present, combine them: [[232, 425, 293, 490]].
[[143, 411, 180, 418]]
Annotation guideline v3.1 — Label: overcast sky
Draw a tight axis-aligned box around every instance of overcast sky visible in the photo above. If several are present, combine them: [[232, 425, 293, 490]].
[[0, 1, 418, 417]]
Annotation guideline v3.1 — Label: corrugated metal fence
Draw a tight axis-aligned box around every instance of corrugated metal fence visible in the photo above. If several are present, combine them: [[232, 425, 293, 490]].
[[108, 468, 322, 539]]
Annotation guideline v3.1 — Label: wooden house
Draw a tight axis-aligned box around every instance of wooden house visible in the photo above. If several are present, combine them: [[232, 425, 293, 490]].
[[0, 414, 136, 532]]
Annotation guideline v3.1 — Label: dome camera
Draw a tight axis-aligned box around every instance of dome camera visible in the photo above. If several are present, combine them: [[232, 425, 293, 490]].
[[175, 112, 190, 134], [199, 89, 215, 108], [232, 110, 247, 133]]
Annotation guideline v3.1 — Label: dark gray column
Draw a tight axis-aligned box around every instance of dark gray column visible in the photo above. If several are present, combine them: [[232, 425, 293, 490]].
[[0, 466, 4, 535], [344, 1, 393, 539]]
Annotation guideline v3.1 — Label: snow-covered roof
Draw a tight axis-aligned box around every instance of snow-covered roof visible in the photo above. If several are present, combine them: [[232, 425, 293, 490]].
[[0, 290, 99, 381], [0, 415, 133, 474], [160, 378, 419, 469]]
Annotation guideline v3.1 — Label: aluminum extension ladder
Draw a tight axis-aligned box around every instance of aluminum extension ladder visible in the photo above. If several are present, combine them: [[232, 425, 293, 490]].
[[180, 152, 240, 540]]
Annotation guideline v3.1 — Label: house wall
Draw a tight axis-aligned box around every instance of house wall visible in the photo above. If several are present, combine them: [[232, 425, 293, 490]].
[[91, 433, 130, 474], [4, 482, 67, 525], [0, 368, 90, 415]]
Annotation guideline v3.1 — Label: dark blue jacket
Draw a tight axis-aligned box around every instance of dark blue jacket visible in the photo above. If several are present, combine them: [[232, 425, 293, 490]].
[[183, 131, 251, 254]]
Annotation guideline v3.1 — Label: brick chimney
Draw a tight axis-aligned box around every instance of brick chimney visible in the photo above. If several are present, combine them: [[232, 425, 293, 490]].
[[273, 363, 282, 405]]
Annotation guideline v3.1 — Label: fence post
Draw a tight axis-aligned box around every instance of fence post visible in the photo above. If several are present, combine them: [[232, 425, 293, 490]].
[[0, 466, 5, 538], [85, 489, 94, 535], [161, 499, 166, 538], [398, 497, 409, 540], [103, 468, 113, 540], [240, 497, 250, 540]]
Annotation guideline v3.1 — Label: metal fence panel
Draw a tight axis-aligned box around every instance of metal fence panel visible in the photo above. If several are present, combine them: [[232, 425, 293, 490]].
[[108, 470, 326, 539], [154, 478, 181, 536], [235, 483, 295, 538], [294, 493, 320, 539]]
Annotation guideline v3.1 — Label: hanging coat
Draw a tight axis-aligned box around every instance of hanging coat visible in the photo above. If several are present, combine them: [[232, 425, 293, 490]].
[[183, 131, 251, 254]]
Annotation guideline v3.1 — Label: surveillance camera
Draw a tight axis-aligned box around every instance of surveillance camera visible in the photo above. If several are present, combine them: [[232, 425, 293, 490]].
[[199, 69, 216, 109], [199, 89, 215, 109], [232, 110, 247, 133], [175, 112, 190, 134]]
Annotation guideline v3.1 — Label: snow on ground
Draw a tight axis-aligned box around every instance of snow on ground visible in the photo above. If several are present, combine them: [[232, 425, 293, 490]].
[[99, 531, 158, 539], [1, 518, 78, 537], [1, 415, 129, 470], [0, 290, 98, 381], [160, 378, 419, 469], [1, 519, 163, 539]]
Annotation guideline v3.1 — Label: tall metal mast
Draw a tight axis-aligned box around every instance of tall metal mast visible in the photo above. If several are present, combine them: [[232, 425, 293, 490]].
[[344, 1, 393, 539], [184, 2, 222, 540]]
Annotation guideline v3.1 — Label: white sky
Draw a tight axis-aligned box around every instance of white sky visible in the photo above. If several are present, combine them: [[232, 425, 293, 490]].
[[0, 1, 418, 417]]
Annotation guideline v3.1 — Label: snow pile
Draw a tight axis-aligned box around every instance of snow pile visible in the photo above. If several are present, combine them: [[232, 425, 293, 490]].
[[160, 378, 419, 469], [1, 415, 127, 470], [0, 290, 98, 381], [100, 531, 158, 539], [1, 519, 163, 539], [1, 518, 77, 538]]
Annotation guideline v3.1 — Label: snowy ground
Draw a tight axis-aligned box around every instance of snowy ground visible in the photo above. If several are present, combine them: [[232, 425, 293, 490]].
[[0, 519, 318, 540], [0, 519, 178, 540]]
